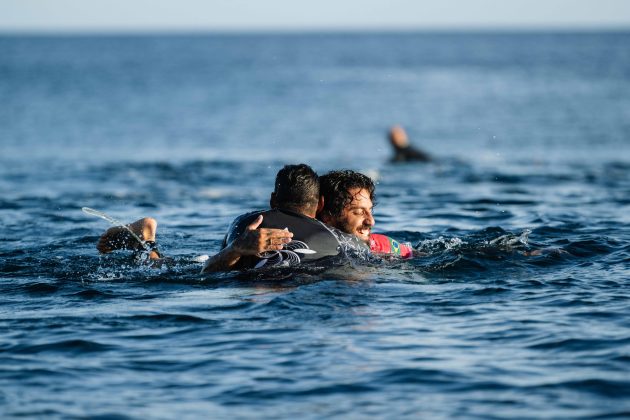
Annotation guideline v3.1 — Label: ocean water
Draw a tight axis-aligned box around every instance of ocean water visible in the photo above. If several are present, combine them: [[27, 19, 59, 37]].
[[1, 32, 629, 418]]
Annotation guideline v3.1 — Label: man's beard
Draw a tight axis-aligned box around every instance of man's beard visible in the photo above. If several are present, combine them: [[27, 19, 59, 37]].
[[337, 219, 370, 244]]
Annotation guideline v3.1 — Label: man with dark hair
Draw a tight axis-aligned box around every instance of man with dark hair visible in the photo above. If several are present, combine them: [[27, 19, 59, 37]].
[[201, 164, 364, 273], [318, 170, 414, 259], [270, 164, 320, 215], [318, 170, 376, 244]]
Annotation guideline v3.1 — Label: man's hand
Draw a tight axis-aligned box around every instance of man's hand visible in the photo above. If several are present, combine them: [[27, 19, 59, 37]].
[[201, 214, 294, 274], [231, 215, 293, 255]]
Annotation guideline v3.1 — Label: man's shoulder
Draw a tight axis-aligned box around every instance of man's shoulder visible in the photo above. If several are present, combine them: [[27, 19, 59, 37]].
[[232, 209, 266, 226], [224, 209, 310, 248], [259, 209, 318, 227], [223, 209, 266, 248]]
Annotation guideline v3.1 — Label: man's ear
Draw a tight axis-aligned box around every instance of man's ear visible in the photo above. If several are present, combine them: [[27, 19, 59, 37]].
[[317, 197, 333, 224], [316, 196, 325, 213], [270, 192, 277, 209]]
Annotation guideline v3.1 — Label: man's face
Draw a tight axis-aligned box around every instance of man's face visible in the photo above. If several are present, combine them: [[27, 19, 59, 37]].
[[326, 188, 375, 243]]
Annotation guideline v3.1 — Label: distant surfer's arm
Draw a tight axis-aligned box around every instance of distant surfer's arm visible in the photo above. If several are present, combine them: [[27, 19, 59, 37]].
[[201, 215, 294, 273]]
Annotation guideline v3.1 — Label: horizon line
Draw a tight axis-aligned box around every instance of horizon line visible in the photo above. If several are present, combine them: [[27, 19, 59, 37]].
[[1, 24, 630, 36]]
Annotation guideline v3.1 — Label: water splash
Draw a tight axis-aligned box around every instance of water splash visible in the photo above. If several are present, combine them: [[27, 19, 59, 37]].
[[81, 207, 151, 252], [415, 229, 531, 255], [417, 236, 466, 253], [488, 229, 531, 248]]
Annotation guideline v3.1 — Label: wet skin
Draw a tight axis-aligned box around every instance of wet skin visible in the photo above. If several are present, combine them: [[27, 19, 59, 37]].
[[323, 188, 375, 244]]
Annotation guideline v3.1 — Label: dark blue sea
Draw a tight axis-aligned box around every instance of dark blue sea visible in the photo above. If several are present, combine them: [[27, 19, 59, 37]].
[[1, 32, 629, 418]]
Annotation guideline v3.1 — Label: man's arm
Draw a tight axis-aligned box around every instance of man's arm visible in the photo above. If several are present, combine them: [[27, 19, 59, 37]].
[[201, 245, 249, 273], [201, 215, 293, 273], [369, 233, 415, 259]]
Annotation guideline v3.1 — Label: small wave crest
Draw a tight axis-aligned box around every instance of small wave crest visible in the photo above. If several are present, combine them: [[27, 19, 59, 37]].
[[415, 228, 531, 254]]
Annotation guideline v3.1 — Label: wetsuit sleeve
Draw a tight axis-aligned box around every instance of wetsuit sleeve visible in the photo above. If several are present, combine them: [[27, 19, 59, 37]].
[[369, 234, 413, 259], [393, 145, 430, 162]]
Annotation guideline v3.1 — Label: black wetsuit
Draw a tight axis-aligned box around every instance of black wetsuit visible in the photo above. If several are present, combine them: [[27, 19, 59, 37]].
[[222, 209, 368, 269], [391, 144, 431, 163]]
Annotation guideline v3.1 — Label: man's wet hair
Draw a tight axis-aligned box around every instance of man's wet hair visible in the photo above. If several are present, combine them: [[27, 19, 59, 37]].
[[319, 170, 376, 218], [273, 164, 320, 213]]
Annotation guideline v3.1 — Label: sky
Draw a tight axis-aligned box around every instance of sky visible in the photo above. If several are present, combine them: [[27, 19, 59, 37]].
[[1, 0, 629, 33]]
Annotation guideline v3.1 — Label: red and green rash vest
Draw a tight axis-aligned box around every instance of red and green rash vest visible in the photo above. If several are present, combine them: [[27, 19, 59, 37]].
[[369, 233, 414, 259]]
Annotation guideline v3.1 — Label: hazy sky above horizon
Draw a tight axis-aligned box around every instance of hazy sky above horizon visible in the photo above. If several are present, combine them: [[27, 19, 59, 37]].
[[1, 0, 629, 32]]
